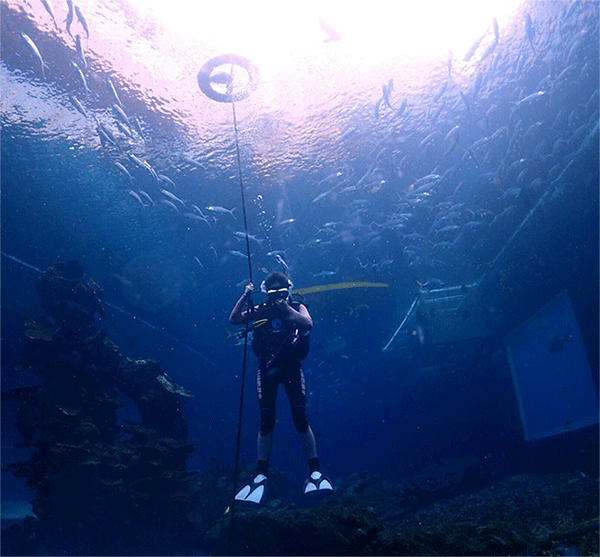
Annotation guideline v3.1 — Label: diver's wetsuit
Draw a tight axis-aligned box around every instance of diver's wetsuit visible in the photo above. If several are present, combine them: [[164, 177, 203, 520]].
[[252, 309, 308, 435], [229, 289, 320, 476], [252, 300, 311, 439]]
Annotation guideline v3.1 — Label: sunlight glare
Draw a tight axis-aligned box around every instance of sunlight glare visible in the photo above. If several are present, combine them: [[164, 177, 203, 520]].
[[129, 0, 523, 76]]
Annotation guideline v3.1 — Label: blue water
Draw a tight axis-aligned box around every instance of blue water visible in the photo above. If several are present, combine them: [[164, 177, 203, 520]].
[[1, 0, 598, 548]]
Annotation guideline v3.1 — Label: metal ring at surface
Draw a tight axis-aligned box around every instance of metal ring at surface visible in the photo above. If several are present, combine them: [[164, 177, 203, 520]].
[[197, 54, 259, 103]]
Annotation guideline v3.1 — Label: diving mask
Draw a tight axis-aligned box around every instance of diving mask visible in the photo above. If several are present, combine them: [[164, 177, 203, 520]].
[[266, 286, 290, 301]]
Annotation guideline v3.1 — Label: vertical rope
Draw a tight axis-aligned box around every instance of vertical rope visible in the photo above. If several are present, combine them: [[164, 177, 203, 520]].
[[227, 97, 254, 557]]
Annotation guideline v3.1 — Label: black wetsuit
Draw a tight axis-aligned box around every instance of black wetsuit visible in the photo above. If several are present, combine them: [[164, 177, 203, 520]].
[[251, 301, 310, 436]]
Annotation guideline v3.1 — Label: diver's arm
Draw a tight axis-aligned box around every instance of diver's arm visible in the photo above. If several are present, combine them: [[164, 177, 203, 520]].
[[229, 283, 255, 324], [276, 300, 313, 332]]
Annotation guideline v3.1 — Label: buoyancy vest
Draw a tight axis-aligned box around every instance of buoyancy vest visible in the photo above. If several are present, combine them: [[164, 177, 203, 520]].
[[251, 300, 310, 366]]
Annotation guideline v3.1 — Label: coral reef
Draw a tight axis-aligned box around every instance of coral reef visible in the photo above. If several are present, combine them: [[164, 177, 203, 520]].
[[4, 262, 196, 555]]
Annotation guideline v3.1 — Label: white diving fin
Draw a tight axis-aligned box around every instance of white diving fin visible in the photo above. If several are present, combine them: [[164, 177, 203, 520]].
[[235, 474, 267, 504]]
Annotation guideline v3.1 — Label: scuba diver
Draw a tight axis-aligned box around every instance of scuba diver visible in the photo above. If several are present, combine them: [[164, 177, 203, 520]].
[[229, 271, 333, 503]]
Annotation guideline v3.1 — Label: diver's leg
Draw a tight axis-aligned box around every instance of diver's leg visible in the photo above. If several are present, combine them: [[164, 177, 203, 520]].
[[284, 366, 318, 463], [235, 368, 277, 503], [285, 366, 333, 493], [257, 366, 278, 474]]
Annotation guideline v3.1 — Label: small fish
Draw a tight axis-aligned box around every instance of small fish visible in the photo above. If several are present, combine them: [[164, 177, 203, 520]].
[[313, 270, 336, 278], [112, 104, 131, 129], [194, 256, 203, 268], [66, 0, 74, 36], [156, 373, 194, 397], [128, 153, 158, 181], [132, 116, 145, 140], [68, 94, 87, 117], [96, 123, 119, 150], [234, 231, 262, 244], [275, 254, 289, 273], [514, 90, 547, 109], [229, 250, 248, 259], [106, 77, 122, 108], [382, 81, 394, 110], [206, 206, 236, 219], [40, 0, 58, 29], [70, 60, 89, 94], [480, 38, 498, 62], [312, 190, 332, 203], [159, 198, 179, 212], [116, 121, 132, 138], [319, 17, 340, 42], [550, 333, 573, 354], [127, 190, 145, 207], [459, 90, 471, 112], [93, 116, 119, 149], [138, 190, 154, 206], [394, 98, 408, 119], [192, 204, 205, 217], [463, 32, 486, 62], [267, 250, 286, 257], [74, 4, 89, 40], [158, 174, 176, 189], [114, 161, 133, 185], [524, 12, 535, 53], [56, 406, 80, 416], [181, 156, 206, 170], [20, 33, 48, 80], [160, 189, 185, 206], [278, 218, 296, 226], [184, 212, 205, 222], [75, 34, 86, 70]]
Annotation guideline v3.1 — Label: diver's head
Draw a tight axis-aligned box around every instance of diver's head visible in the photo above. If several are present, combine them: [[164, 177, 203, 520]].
[[261, 271, 293, 302]]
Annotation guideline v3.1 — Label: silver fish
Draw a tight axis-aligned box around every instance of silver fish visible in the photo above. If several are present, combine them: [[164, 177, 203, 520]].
[[275, 254, 290, 273], [75, 34, 86, 70], [234, 231, 262, 244], [68, 94, 87, 117], [20, 33, 47, 80], [93, 116, 119, 150], [116, 121, 132, 138], [463, 31, 486, 62], [127, 190, 145, 207], [106, 77, 122, 108], [74, 4, 89, 39], [319, 17, 340, 43], [138, 190, 154, 206], [112, 104, 131, 128], [160, 189, 185, 206], [40, 0, 58, 28], [70, 60, 89, 94], [128, 153, 158, 181], [156, 374, 194, 397], [159, 199, 179, 212], [157, 174, 176, 189], [132, 116, 144, 140], [66, 0, 74, 36], [205, 206, 236, 218], [181, 156, 206, 170], [114, 161, 133, 185]]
